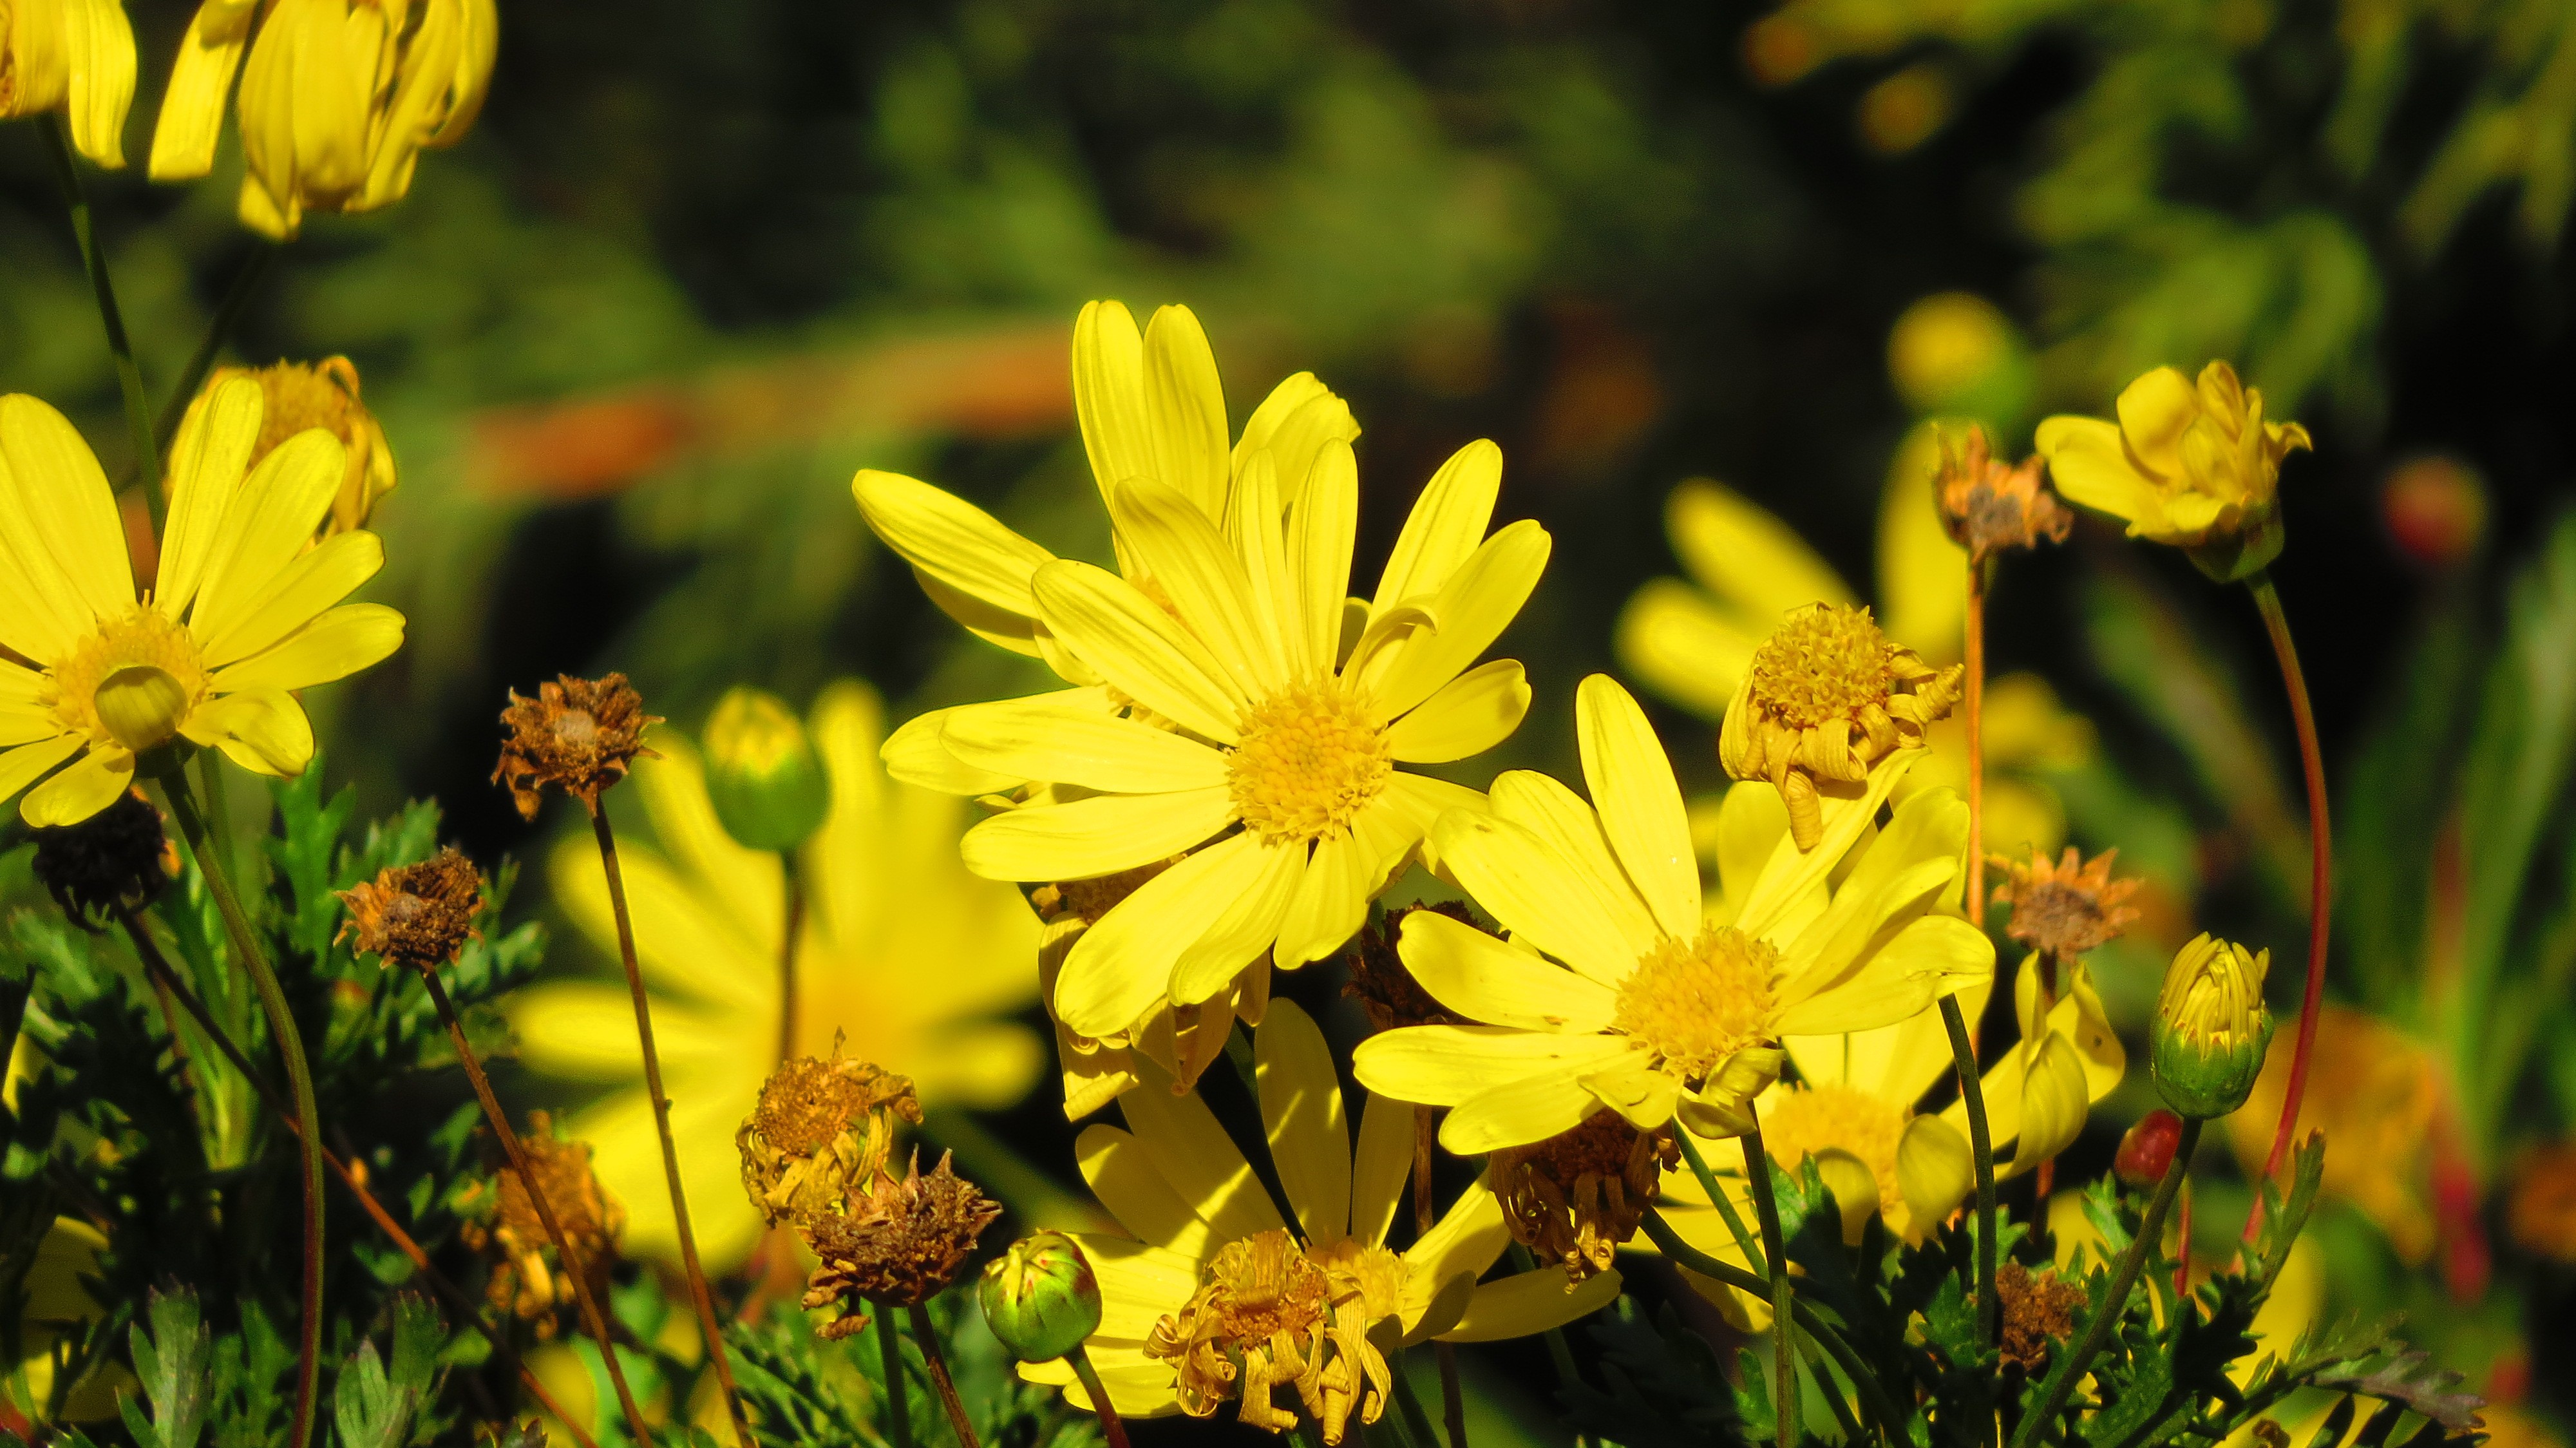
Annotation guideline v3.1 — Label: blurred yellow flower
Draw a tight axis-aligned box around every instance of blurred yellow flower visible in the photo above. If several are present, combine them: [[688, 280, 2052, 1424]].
[[5, 1217, 125, 1421], [0, 0, 134, 167], [2036, 361, 2311, 582], [0, 383, 404, 825], [1023, 1001, 1617, 1434], [207, 357, 397, 537], [513, 681, 1043, 1270], [2222, 1004, 2436, 1263], [148, 0, 496, 239], [1353, 675, 1993, 1154]]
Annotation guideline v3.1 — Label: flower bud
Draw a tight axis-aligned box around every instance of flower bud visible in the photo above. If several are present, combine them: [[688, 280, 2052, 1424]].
[[1813, 1150, 1881, 1247], [2150, 934, 2274, 1119], [2115, 1109, 2186, 1188], [1897, 1114, 1974, 1231], [703, 687, 829, 852], [978, 1230, 1102, 1362]]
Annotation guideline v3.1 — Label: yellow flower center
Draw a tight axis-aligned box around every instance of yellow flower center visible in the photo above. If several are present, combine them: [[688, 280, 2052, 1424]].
[[1148, 1227, 1390, 1441], [1304, 1237, 1408, 1326], [1612, 926, 1779, 1081], [1757, 1085, 1906, 1217], [1227, 681, 1391, 845], [52, 607, 210, 753], [1745, 604, 1893, 730]]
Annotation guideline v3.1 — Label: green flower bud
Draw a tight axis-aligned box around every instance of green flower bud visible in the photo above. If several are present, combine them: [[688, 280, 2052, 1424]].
[[703, 687, 829, 852], [978, 1231, 1102, 1363], [2149, 934, 2274, 1119]]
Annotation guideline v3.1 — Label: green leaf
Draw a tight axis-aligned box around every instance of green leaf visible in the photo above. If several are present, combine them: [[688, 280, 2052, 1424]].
[[124, 1289, 214, 1448]]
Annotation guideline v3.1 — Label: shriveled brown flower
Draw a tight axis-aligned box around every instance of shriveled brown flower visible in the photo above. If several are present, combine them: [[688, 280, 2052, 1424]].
[[800, 1151, 1001, 1332], [1146, 1228, 1390, 1443], [32, 789, 175, 928], [1934, 423, 2074, 565], [1719, 603, 1963, 850], [1343, 904, 1472, 1033], [1996, 1261, 2085, 1373], [493, 674, 660, 819], [211, 357, 397, 536], [1989, 846, 2144, 960], [1034, 857, 1263, 1115], [738, 1051, 921, 1228], [456, 1112, 625, 1339], [1492, 1110, 1678, 1286], [339, 848, 484, 966]]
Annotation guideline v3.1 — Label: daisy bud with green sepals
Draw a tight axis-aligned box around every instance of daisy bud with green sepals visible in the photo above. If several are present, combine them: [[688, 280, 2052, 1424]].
[[978, 1230, 1102, 1363], [2150, 935, 2274, 1120], [703, 686, 829, 852]]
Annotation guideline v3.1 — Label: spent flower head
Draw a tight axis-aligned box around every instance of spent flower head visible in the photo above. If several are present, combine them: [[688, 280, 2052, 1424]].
[[203, 358, 396, 537], [1492, 1110, 1678, 1286], [2036, 361, 2312, 582], [455, 1112, 624, 1339], [737, 1051, 921, 1228], [31, 790, 173, 928], [1720, 604, 1962, 850], [1146, 1228, 1389, 1444], [1933, 423, 2072, 565], [2150, 933, 2273, 1119], [1996, 1262, 2085, 1374], [800, 1151, 1001, 1332], [493, 674, 659, 819], [1989, 846, 2144, 960], [338, 847, 482, 967]]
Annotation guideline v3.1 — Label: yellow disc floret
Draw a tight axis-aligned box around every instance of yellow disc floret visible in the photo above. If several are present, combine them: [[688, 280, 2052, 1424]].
[[1227, 681, 1392, 846], [1744, 604, 1895, 732], [1147, 1228, 1389, 1442], [1612, 926, 1780, 1083], [1720, 602, 1962, 850], [50, 607, 213, 753]]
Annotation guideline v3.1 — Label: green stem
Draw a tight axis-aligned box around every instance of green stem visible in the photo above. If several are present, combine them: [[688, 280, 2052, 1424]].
[[2010, 1119, 2201, 1448], [2244, 572, 2331, 1238], [1506, 1243, 1586, 1390], [1672, 1129, 1765, 1272], [1067, 1344, 1132, 1448], [1938, 995, 1999, 1350], [157, 767, 319, 1448], [1739, 1121, 1794, 1448], [39, 115, 160, 527], [1794, 1331, 1862, 1445], [1412, 1107, 1466, 1448], [154, 244, 277, 458], [906, 1302, 981, 1448], [778, 861, 803, 1066], [877, 1307, 918, 1448], [1390, 1357, 1442, 1448]]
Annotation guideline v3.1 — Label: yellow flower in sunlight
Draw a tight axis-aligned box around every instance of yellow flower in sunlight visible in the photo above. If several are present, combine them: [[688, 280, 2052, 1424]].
[[2036, 361, 2312, 582], [2222, 1004, 2436, 1263], [865, 300, 1546, 1065], [511, 681, 1043, 1269], [148, 0, 497, 239], [0, 383, 404, 826], [1023, 1002, 1618, 1438], [0, 0, 135, 167], [211, 357, 397, 537], [1353, 674, 1993, 1154], [1719, 601, 1962, 849]]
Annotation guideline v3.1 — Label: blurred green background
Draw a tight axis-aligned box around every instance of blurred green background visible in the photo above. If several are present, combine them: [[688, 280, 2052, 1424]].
[[8, 0, 2576, 1427]]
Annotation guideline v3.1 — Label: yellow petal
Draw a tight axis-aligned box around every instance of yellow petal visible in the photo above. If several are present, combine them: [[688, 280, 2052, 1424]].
[[1397, 910, 1615, 1034], [1143, 305, 1229, 521], [1403, 1180, 1510, 1306], [1374, 773, 1486, 877], [547, 833, 770, 1014], [1354, 1025, 1629, 1110], [181, 687, 312, 774], [1732, 748, 1917, 938], [960, 787, 1234, 884], [0, 394, 131, 625], [1486, 770, 1660, 957], [1875, 421, 1967, 663], [852, 468, 1054, 622], [1225, 450, 1305, 676], [1055, 832, 1264, 1039], [1364, 520, 1550, 721], [23, 743, 132, 826], [1999, 1033, 2089, 1177], [1271, 828, 1367, 969], [1074, 301, 1154, 511], [198, 530, 382, 668], [1076, 1124, 1214, 1261], [2034, 415, 2156, 527], [1664, 479, 1853, 620], [1776, 915, 1990, 1035], [1441, 1267, 1622, 1343], [1613, 577, 1757, 722], [1710, 780, 1790, 918], [1349, 1091, 1414, 1250], [149, 0, 258, 179], [1441, 1069, 1616, 1154], [0, 736, 85, 810], [1238, 377, 1358, 512], [1387, 659, 1529, 764], [1074, 1232, 1206, 1343], [1169, 837, 1302, 1006], [880, 701, 1029, 795], [1255, 1000, 1350, 1244], [1287, 437, 1356, 679], [63, 0, 137, 169], [1577, 674, 1701, 938], [2114, 365, 2199, 479], [0, 659, 58, 745], [1431, 808, 1636, 988], [190, 430, 346, 643], [1897, 1114, 1975, 1230], [1118, 1054, 1287, 1244], [1371, 439, 1501, 614], [207, 602, 402, 693], [156, 375, 263, 616], [1110, 479, 1282, 694], [942, 693, 1226, 794], [1032, 560, 1244, 743]]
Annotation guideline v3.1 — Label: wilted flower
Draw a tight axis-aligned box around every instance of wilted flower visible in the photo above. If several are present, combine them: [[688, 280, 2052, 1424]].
[[799, 1151, 1001, 1335], [1490, 1109, 1678, 1286], [338, 848, 482, 967], [1932, 423, 2071, 565], [701, 685, 829, 852], [980, 1232, 1103, 1364], [191, 359, 396, 537], [1342, 904, 1471, 1034], [1148, 1230, 1388, 1443], [2150, 934, 2274, 1119], [0, 0, 135, 167], [30, 789, 172, 927], [737, 1052, 920, 1228], [456, 1114, 624, 1339], [1719, 604, 1962, 850], [2036, 361, 2312, 582], [1996, 1261, 2085, 1373], [493, 674, 658, 819], [1989, 846, 2144, 960]]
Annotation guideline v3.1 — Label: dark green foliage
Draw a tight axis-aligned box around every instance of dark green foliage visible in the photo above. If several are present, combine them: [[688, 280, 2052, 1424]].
[[1560, 1299, 1746, 1448], [724, 1291, 1097, 1448]]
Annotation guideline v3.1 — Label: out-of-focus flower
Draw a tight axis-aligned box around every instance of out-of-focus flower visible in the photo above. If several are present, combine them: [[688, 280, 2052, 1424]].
[[454, 1113, 624, 1340], [1021, 1002, 1615, 1436], [0, 384, 403, 826], [1888, 294, 2029, 421], [2224, 1004, 2436, 1262], [1933, 423, 2071, 566], [196, 359, 396, 537], [2037, 361, 2312, 582], [8, 1217, 126, 1419], [148, 0, 497, 239], [0, 0, 135, 167], [492, 673, 656, 819], [2381, 454, 2488, 571], [2150, 934, 2273, 1119], [1988, 846, 2143, 961], [700, 685, 829, 853], [513, 682, 1041, 1269], [2506, 1143, 2576, 1263], [1354, 676, 1993, 1156], [1719, 601, 1962, 849]]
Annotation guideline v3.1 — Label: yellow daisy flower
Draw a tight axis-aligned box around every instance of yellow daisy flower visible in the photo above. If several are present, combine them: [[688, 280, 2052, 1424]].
[[1025, 1000, 1620, 1438], [0, 0, 135, 166], [0, 382, 405, 826], [1352, 674, 1994, 1155], [511, 681, 1043, 1269], [1613, 436, 2094, 860]]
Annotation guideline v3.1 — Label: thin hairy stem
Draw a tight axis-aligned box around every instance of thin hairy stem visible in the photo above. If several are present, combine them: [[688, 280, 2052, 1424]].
[[2032, 949, 2060, 1205], [414, 962, 656, 1448], [154, 245, 276, 457], [591, 802, 755, 1445], [1739, 1121, 1793, 1448], [779, 864, 804, 1065], [1391, 1357, 1443, 1448], [39, 115, 159, 526], [1965, 557, 1991, 926], [1413, 1107, 1466, 1448], [1672, 1129, 1764, 1271], [906, 1303, 980, 1448], [120, 912, 602, 1448], [2244, 572, 2331, 1238], [2011, 1119, 2201, 1448], [1938, 995, 1999, 1351], [876, 1307, 918, 1448], [156, 770, 321, 1448], [1068, 1344, 1133, 1448]]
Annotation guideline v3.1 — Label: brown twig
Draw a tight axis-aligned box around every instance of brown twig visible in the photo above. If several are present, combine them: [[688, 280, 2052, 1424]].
[[907, 1302, 981, 1448]]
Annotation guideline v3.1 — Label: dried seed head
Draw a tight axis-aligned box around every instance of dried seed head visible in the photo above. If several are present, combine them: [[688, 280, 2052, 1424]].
[[1491, 1110, 1678, 1286], [32, 789, 174, 928], [738, 1051, 922, 1227], [457, 1113, 625, 1338], [1343, 904, 1472, 1033], [1933, 424, 2072, 565], [800, 1151, 1002, 1329], [493, 674, 659, 819], [1989, 846, 2144, 960], [1996, 1261, 2085, 1373], [339, 848, 484, 967]]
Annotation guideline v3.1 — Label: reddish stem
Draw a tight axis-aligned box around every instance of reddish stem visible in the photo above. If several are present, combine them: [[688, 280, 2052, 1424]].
[[2244, 573, 2333, 1241], [1965, 561, 1989, 928]]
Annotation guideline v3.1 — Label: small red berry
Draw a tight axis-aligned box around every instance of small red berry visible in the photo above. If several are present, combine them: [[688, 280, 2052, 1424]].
[[2116, 1110, 2186, 1188]]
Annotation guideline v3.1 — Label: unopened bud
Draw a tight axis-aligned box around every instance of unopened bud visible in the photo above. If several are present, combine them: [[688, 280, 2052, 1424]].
[[2150, 934, 2273, 1119], [2115, 1110, 2186, 1188], [703, 687, 829, 852], [978, 1230, 1102, 1362]]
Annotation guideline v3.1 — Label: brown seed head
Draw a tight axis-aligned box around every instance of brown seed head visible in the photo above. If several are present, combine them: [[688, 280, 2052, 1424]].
[[1146, 1228, 1390, 1443], [1996, 1261, 2086, 1373], [32, 789, 175, 928], [338, 848, 484, 967], [1934, 424, 2073, 565], [456, 1112, 625, 1338], [1989, 846, 2143, 960], [799, 1151, 1002, 1330], [493, 674, 659, 819], [1491, 1110, 1678, 1286], [1343, 904, 1473, 1033], [213, 357, 397, 536], [1721, 603, 1963, 850], [738, 1051, 922, 1227]]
